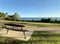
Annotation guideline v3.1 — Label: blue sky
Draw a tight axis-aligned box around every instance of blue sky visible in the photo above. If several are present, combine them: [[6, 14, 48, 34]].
[[0, 0, 60, 17]]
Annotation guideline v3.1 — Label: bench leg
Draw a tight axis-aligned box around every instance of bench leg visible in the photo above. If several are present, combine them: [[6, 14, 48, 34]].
[[21, 27, 26, 39], [23, 31, 26, 39], [6, 29, 9, 34]]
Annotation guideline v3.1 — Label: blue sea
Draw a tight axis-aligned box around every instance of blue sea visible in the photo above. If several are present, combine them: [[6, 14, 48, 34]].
[[20, 17, 60, 20]]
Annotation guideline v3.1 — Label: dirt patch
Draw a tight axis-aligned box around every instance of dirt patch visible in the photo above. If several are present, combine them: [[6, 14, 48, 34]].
[[0, 29, 33, 41]]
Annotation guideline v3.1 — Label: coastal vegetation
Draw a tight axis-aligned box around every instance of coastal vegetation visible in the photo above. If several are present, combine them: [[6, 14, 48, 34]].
[[0, 12, 60, 23], [0, 12, 20, 21], [0, 12, 60, 27], [21, 18, 60, 23]]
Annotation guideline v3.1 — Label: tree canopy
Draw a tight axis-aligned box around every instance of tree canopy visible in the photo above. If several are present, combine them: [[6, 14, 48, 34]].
[[0, 12, 6, 17], [0, 12, 20, 21]]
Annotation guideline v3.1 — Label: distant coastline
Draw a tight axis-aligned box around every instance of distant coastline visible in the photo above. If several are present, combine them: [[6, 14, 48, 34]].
[[20, 17, 60, 20]]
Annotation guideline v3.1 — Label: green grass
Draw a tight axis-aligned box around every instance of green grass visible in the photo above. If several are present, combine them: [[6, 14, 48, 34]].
[[0, 31, 60, 44], [29, 31, 60, 44], [16, 21, 60, 26], [0, 25, 4, 31], [0, 20, 60, 26], [0, 20, 60, 44]]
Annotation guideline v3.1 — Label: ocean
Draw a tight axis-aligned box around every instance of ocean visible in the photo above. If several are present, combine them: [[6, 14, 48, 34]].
[[20, 17, 60, 20]]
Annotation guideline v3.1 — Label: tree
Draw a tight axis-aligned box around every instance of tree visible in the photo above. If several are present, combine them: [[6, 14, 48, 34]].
[[54, 19, 57, 23], [5, 12, 8, 17], [40, 18, 51, 23], [0, 12, 8, 20], [0, 12, 5, 17], [12, 12, 20, 21], [6, 12, 20, 21], [6, 15, 13, 20], [47, 18, 51, 23]]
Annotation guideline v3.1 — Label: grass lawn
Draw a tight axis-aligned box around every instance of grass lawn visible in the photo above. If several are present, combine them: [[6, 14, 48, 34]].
[[0, 31, 60, 44], [20, 22, 60, 26], [0, 20, 60, 44], [0, 20, 60, 26]]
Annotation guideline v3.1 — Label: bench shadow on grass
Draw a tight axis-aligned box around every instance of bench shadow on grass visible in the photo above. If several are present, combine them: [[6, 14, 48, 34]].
[[0, 31, 60, 44]]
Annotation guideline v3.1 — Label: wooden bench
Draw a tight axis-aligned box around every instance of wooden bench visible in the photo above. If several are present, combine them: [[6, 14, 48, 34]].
[[4, 23, 28, 39]]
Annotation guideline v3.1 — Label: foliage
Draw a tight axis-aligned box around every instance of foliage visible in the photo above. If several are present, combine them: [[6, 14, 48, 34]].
[[21, 18, 60, 23], [0, 12, 5, 17], [0, 12, 8, 20], [12, 12, 20, 21], [0, 11, 60, 23], [5, 12, 20, 21], [40, 18, 51, 23], [0, 12, 20, 21]]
